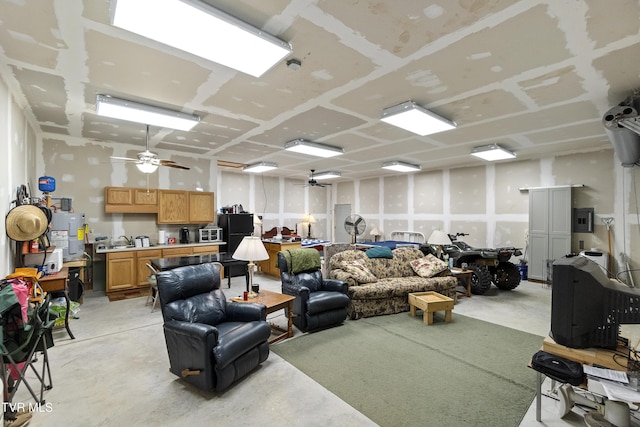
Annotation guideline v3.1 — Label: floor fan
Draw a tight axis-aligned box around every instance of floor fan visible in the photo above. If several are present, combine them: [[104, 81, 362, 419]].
[[344, 214, 366, 243]]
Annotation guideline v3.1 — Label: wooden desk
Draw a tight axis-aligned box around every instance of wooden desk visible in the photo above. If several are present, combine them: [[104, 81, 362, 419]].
[[39, 267, 75, 339]]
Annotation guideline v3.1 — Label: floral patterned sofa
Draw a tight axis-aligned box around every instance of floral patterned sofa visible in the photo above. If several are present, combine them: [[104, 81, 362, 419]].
[[328, 247, 458, 319]]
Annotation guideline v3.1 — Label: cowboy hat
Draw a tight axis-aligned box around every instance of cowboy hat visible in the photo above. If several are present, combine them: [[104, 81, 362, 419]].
[[5, 205, 48, 242]]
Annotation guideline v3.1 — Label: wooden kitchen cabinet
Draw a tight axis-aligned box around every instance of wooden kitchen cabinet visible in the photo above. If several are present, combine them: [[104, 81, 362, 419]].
[[136, 249, 162, 286], [157, 190, 189, 224], [106, 251, 136, 292], [188, 191, 215, 224], [191, 245, 220, 255], [259, 241, 302, 277], [105, 187, 213, 224], [161, 246, 193, 257], [104, 187, 158, 213]]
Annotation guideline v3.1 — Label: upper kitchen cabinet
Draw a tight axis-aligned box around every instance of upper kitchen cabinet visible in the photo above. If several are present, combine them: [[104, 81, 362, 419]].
[[105, 187, 158, 213], [157, 190, 215, 224], [189, 191, 215, 224]]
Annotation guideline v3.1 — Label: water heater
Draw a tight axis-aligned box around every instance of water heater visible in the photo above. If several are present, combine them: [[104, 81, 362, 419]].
[[49, 212, 85, 261]]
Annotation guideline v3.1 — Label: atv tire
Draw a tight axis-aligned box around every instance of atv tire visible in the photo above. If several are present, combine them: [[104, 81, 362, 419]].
[[494, 262, 521, 290], [468, 263, 492, 295]]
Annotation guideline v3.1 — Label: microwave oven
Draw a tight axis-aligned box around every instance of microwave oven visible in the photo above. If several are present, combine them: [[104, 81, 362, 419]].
[[199, 228, 222, 242]]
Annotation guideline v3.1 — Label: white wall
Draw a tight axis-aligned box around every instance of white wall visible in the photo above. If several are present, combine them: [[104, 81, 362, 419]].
[[0, 74, 38, 275]]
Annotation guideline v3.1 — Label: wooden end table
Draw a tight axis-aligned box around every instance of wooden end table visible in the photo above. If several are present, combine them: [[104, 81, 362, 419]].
[[450, 268, 472, 298], [408, 291, 454, 325], [231, 289, 295, 344]]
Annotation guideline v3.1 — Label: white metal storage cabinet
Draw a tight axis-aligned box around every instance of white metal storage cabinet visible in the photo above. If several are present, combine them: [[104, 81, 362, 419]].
[[528, 187, 572, 281]]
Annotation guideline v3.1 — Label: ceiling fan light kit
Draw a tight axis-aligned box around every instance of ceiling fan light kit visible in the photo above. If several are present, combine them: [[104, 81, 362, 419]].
[[380, 101, 456, 136], [284, 139, 344, 158], [110, 125, 191, 173], [111, 0, 292, 78], [470, 144, 516, 161], [96, 95, 200, 131], [243, 161, 278, 173], [136, 162, 159, 174], [381, 161, 421, 173]]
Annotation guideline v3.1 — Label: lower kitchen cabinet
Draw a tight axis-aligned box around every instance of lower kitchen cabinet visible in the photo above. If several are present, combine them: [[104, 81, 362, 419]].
[[106, 245, 222, 300], [106, 252, 136, 294], [191, 245, 220, 255], [161, 247, 194, 257], [136, 249, 162, 286]]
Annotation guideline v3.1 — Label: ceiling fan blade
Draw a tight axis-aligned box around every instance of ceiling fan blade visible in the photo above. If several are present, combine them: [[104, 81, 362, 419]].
[[160, 162, 190, 170], [110, 156, 138, 161]]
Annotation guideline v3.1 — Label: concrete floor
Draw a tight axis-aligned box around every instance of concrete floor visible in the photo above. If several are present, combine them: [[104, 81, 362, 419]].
[[13, 273, 640, 426]]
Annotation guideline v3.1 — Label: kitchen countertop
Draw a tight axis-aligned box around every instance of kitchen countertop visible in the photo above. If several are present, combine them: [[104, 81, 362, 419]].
[[95, 241, 225, 254]]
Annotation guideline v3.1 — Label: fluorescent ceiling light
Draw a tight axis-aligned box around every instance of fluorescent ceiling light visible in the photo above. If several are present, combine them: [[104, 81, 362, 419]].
[[284, 139, 344, 158], [243, 162, 278, 173], [470, 144, 516, 161], [381, 161, 421, 172], [111, 0, 292, 78], [95, 95, 200, 131], [313, 171, 342, 180], [380, 101, 456, 136]]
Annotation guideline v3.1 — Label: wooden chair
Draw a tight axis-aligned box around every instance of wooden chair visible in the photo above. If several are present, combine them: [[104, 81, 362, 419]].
[[146, 263, 159, 313]]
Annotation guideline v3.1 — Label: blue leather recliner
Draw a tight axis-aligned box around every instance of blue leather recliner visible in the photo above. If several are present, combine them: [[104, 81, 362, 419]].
[[156, 262, 270, 392]]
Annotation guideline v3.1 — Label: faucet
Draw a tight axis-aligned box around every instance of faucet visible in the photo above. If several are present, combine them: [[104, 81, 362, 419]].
[[118, 235, 133, 245]]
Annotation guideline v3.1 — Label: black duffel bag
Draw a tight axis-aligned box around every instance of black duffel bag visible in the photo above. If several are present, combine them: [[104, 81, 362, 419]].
[[531, 350, 584, 386]]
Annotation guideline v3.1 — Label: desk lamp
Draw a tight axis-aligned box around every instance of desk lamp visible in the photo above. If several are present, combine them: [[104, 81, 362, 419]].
[[427, 230, 450, 259], [232, 235, 269, 298], [302, 214, 316, 239]]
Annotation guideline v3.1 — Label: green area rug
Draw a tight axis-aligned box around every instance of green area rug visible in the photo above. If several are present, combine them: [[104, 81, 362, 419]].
[[272, 313, 543, 427]]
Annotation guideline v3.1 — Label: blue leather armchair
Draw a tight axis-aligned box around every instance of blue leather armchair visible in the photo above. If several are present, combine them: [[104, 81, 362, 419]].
[[277, 250, 350, 332], [156, 262, 271, 392]]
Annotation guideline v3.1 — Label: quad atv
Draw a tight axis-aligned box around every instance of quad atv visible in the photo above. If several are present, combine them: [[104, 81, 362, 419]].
[[422, 233, 523, 295]]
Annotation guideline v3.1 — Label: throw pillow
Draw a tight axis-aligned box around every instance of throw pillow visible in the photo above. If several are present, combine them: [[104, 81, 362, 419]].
[[340, 259, 377, 283], [365, 246, 393, 259], [410, 255, 448, 278]]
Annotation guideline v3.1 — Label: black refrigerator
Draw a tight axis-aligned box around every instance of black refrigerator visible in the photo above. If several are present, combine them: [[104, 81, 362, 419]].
[[218, 213, 254, 279]]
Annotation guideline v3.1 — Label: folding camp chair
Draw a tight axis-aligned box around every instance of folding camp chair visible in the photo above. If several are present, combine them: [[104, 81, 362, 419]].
[[0, 281, 55, 406]]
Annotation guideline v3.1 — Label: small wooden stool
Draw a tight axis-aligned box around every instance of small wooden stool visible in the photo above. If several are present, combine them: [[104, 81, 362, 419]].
[[408, 291, 454, 325]]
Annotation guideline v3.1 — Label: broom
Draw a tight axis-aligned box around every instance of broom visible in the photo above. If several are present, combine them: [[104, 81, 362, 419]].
[[601, 217, 614, 276]]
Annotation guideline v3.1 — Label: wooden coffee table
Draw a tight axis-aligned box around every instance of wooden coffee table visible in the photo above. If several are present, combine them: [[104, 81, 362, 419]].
[[408, 291, 454, 325], [232, 289, 295, 343]]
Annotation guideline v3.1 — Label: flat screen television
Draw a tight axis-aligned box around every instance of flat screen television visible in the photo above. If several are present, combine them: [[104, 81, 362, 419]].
[[551, 255, 640, 349]]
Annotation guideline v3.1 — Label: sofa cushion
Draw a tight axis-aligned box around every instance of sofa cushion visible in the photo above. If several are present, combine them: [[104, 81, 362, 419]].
[[340, 259, 377, 283], [347, 276, 458, 300], [410, 255, 448, 278], [365, 246, 393, 259], [329, 249, 368, 270]]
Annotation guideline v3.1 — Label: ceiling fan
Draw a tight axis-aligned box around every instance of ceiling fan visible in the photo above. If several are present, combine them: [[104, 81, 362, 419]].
[[110, 125, 190, 173], [306, 169, 330, 187]]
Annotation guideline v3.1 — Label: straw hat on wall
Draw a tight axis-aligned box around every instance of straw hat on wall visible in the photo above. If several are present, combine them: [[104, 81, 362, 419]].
[[5, 205, 49, 242]]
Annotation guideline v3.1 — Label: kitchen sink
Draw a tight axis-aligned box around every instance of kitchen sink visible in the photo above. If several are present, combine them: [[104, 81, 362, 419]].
[[108, 244, 155, 249]]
